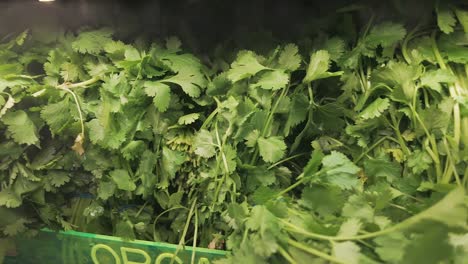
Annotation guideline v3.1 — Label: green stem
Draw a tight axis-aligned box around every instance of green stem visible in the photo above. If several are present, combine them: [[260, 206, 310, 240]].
[[441, 138, 461, 185], [249, 148, 260, 165], [362, 14, 375, 39], [320, 136, 354, 152], [401, 23, 423, 64], [278, 246, 297, 264], [463, 167, 468, 187], [201, 107, 219, 130], [288, 239, 345, 264], [389, 203, 411, 213], [241, 228, 249, 246], [388, 114, 411, 156], [430, 31, 448, 70], [276, 176, 305, 197], [289, 107, 313, 154], [211, 123, 230, 210], [190, 208, 199, 264], [57, 76, 100, 89], [135, 201, 149, 218], [263, 86, 289, 136], [431, 31, 462, 147], [442, 158, 452, 184], [451, 88, 461, 146], [354, 136, 391, 163], [250, 85, 290, 165], [354, 89, 371, 112], [152, 206, 188, 241], [423, 139, 441, 182], [59, 87, 85, 138], [422, 89, 430, 108], [171, 198, 197, 264], [410, 106, 442, 179], [462, 115, 468, 148], [267, 153, 308, 170]]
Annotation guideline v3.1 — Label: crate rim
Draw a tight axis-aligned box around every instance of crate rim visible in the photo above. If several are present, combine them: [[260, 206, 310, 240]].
[[39, 228, 228, 256]]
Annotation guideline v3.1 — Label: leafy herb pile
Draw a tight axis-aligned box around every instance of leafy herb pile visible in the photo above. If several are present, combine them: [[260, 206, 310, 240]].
[[1, 2, 468, 263]]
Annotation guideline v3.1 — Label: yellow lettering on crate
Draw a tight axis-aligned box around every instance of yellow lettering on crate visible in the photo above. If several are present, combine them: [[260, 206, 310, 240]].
[[121, 247, 151, 264], [197, 257, 211, 264], [91, 244, 122, 264], [154, 253, 183, 264]]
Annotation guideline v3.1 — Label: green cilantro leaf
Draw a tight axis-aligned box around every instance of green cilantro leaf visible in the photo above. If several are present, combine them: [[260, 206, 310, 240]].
[[455, 8, 468, 33], [2, 110, 39, 145], [408, 36, 437, 64], [0, 94, 15, 118], [207, 72, 231, 96], [87, 119, 105, 144], [402, 225, 453, 264], [374, 233, 410, 263], [420, 69, 457, 93], [321, 151, 360, 190], [121, 141, 146, 160], [60, 62, 83, 82], [49, 171, 70, 187], [438, 31, 468, 64], [221, 144, 237, 174], [278, 44, 301, 71], [303, 50, 343, 83], [251, 70, 289, 90], [251, 232, 278, 257], [72, 29, 113, 54], [178, 113, 200, 125], [165, 36, 182, 52], [104, 40, 128, 55], [257, 136, 287, 163], [283, 94, 309, 136], [110, 169, 136, 191], [136, 150, 158, 193], [364, 156, 401, 182], [373, 61, 422, 103], [332, 241, 361, 264], [0, 188, 22, 208], [193, 129, 216, 158], [303, 150, 325, 177], [161, 146, 185, 180], [161, 70, 205, 98], [246, 206, 281, 236], [252, 186, 277, 205], [144, 81, 171, 112], [245, 130, 261, 148], [342, 194, 374, 222], [168, 191, 184, 207], [41, 98, 78, 136], [124, 47, 142, 61], [301, 186, 346, 216], [437, 5, 457, 34], [323, 37, 346, 61], [338, 218, 362, 237], [115, 220, 136, 240], [359, 98, 390, 120], [407, 149, 432, 174], [366, 22, 407, 48], [227, 51, 267, 83]]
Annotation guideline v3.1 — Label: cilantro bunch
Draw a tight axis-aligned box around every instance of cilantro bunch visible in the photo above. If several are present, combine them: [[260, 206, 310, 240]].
[[1, 1, 468, 263]]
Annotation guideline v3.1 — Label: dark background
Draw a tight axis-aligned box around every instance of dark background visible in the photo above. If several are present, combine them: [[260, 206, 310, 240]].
[[0, 0, 450, 52]]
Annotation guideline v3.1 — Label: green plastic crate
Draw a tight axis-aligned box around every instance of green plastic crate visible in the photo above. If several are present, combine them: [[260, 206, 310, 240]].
[[4, 229, 227, 264]]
